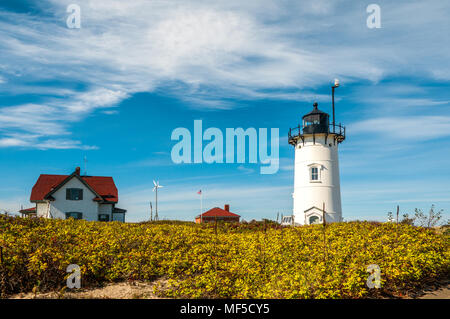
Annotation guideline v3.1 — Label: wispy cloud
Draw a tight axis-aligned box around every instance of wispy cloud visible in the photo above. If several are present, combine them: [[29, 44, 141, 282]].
[[349, 116, 450, 141], [0, 87, 124, 148], [0, 0, 449, 149], [237, 165, 255, 174], [0, 134, 97, 150]]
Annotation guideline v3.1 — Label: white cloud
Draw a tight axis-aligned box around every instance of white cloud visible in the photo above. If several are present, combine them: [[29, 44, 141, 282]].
[[35, 139, 98, 150], [0, 0, 448, 148], [69, 88, 128, 113], [349, 116, 450, 141], [0, 134, 97, 150], [237, 165, 255, 174], [0, 88, 125, 149], [0, 137, 29, 147]]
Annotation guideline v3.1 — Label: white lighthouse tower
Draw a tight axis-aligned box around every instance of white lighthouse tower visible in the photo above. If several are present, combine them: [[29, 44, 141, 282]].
[[288, 81, 345, 225]]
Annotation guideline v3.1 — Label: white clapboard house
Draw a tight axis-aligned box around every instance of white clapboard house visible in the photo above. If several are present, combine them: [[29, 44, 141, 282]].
[[20, 167, 126, 222]]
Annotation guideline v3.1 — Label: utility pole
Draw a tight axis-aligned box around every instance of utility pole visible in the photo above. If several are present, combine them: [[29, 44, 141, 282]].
[[152, 180, 163, 222]]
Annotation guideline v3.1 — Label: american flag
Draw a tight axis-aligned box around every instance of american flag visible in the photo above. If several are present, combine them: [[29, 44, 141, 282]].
[[197, 190, 202, 195]]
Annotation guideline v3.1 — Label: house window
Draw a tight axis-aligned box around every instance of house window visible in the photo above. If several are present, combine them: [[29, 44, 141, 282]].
[[310, 167, 319, 181], [66, 188, 83, 200], [65, 212, 83, 219], [98, 214, 110, 222], [112, 213, 125, 222], [281, 216, 293, 225]]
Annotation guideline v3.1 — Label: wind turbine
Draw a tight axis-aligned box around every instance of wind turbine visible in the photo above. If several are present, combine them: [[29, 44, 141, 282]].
[[152, 180, 163, 221]]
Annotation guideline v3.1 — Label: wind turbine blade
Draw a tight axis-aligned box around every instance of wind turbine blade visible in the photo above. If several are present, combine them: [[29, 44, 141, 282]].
[[153, 180, 157, 186]]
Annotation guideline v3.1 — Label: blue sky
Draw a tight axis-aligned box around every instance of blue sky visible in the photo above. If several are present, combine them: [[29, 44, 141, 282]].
[[0, 0, 449, 222]]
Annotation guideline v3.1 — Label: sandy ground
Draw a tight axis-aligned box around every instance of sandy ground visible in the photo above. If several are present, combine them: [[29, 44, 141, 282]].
[[416, 284, 450, 299], [9, 279, 168, 299], [9, 279, 449, 299]]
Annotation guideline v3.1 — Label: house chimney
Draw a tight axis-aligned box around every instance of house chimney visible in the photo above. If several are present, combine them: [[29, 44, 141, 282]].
[[75, 167, 81, 176], [224, 204, 230, 212]]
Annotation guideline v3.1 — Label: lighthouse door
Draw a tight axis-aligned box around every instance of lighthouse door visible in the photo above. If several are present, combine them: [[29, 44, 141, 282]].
[[309, 215, 320, 224], [304, 207, 324, 225]]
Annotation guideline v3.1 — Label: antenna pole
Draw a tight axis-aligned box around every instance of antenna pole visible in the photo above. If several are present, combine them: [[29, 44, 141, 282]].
[[83, 156, 88, 176], [332, 79, 339, 134]]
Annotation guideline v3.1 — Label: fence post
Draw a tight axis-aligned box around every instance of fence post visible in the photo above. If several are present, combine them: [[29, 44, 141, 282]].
[[214, 215, 217, 296], [395, 205, 400, 249], [322, 202, 327, 264], [263, 219, 267, 281], [396, 205, 399, 223], [1, 246, 5, 298]]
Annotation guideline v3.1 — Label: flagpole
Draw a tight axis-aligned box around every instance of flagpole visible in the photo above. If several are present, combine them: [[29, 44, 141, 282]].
[[200, 192, 203, 223]]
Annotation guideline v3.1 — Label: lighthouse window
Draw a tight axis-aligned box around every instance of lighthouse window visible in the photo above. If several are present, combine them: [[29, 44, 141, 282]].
[[310, 167, 319, 181], [304, 117, 320, 126]]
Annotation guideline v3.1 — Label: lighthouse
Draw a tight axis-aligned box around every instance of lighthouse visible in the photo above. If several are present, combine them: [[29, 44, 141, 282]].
[[288, 81, 345, 225]]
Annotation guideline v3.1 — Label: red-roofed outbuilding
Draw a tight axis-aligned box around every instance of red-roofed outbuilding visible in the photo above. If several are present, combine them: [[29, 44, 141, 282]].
[[19, 207, 36, 217], [195, 204, 240, 223]]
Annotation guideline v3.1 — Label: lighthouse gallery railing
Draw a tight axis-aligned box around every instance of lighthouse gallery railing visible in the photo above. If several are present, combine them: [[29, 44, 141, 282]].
[[288, 123, 345, 144]]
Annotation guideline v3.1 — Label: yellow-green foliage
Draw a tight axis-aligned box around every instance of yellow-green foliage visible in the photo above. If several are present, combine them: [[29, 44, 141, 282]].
[[0, 216, 448, 298]]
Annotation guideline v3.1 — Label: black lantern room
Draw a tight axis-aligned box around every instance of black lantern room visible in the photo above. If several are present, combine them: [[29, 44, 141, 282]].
[[302, 102, 329, 134]]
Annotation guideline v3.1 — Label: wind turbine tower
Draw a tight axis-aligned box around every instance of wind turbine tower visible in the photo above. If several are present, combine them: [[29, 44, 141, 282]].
[[152, 180, 163, 221]]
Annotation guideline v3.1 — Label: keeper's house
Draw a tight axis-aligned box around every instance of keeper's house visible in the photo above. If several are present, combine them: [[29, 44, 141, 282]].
[[20, 167, 126, 222], [195, 204, 240, 223]]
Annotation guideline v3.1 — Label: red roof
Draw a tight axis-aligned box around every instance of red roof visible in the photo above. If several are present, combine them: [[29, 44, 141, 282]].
[[30, 173, 118, 203], [19, 207, 36, 213], [199, 207, 240, 218]]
